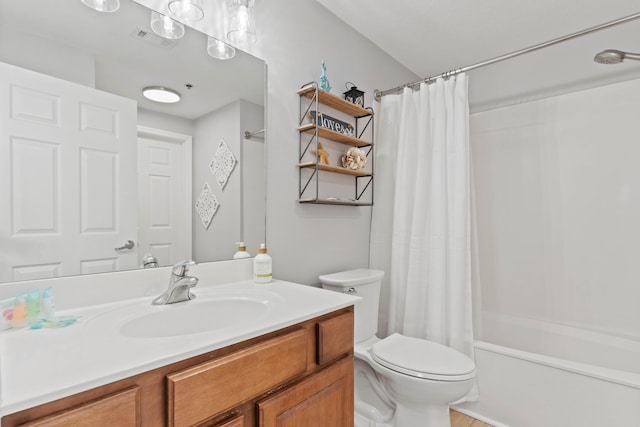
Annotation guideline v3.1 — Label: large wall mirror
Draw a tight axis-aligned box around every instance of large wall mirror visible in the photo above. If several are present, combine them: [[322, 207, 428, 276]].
[[0, 0, 266, 283]]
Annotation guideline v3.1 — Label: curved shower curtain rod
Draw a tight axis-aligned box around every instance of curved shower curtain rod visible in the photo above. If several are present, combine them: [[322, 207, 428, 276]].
[[374, 11, 640, 101]]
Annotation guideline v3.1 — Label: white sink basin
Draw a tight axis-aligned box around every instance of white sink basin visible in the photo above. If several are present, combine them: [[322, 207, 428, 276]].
[[89, 288, 285, 339], [120, 297, 270, 338]]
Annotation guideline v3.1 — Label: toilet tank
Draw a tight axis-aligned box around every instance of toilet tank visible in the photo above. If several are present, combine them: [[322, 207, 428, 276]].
[[319, 268, 384, 343]]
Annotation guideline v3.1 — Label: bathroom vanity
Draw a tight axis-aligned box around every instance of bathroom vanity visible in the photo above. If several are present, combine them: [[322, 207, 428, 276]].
[[0, 278, 357, 426]]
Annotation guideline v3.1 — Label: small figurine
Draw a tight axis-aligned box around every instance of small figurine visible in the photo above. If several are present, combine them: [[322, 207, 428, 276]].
[[320, 61, 331, 92], [311, 142, 330, 165]]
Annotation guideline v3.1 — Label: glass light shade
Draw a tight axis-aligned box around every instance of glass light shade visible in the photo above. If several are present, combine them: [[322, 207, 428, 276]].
[[150, 11, 185, 39], [142, 86, 181, 103], [227, 0, 257, 45], [168, 0, 204, 22], [207, 37, 236, 60], [80, 0, 120, 12]]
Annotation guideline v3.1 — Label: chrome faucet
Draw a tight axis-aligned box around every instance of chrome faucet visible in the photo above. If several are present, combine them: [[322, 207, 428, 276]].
[[152, 260, 199, 305]]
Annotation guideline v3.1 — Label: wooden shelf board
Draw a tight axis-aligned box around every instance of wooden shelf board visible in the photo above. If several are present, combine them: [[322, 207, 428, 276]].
[[298, 198, 372, 206], [297, 162, 372, 177], [297, 85, 372, 118], [298, 124, 372, 147]]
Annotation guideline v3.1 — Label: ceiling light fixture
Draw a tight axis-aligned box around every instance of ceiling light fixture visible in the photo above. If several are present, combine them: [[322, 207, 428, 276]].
[[227, 0, 257, 45], [80, 0, 120, 12], [142, 86, 181, 103], [207, 37, 236, 60], [150, 10, 185, 39], [168, 0, 204, 22]]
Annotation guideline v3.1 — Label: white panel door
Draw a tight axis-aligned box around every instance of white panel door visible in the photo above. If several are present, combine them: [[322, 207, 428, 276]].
[[0, 62, 138, 282], [137, 131, 191, 267]]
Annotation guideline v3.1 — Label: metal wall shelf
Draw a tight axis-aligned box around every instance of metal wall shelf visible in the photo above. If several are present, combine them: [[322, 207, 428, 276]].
[[297, 82, 374, 206]]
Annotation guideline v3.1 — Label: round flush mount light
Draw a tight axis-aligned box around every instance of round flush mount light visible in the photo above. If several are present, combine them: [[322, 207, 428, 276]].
[[142, 86, 181, 103]]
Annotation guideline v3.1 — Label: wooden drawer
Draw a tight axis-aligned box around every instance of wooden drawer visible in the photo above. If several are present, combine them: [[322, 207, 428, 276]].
[[167, 328, 308, 426], [18, 387, 140, 427], [316, 310, 354, 365]]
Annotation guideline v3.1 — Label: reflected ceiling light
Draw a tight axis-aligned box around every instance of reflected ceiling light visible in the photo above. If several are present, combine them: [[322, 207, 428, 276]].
[[80, 0, 120, 12], [142, 86, 181, 103], [227, 0, 257, 45], [207, 37, 236, 60], [168, 0, 204, 22], [150, 10, 185, 39]]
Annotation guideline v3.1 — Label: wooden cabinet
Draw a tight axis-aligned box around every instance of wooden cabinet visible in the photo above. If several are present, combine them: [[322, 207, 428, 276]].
[[2, 307, 354, 427], [297, 83, 374, 206]]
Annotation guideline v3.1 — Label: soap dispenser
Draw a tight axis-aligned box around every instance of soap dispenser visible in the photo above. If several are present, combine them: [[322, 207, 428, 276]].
[[233, 242, 252, 259], [253, 243, 272, 283]]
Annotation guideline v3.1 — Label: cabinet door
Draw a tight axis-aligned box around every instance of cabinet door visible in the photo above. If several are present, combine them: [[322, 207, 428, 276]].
[[17, 387, 140, 427], [257, 357, 354, 427]]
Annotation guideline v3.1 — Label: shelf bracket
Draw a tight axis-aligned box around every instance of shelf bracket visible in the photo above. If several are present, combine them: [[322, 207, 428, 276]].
[[299, 129, 317, 161], [355, 176, 373, 200], [299, 167, 318, 198], [299, 96, 316, 126], [356, 110, 374, 139]]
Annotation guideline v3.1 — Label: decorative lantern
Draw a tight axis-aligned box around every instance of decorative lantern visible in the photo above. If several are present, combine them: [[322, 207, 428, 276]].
[[343, 83, 365, 107]]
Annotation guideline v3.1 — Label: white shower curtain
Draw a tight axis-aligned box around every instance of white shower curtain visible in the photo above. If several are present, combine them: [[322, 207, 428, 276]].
[[370, 74, 479, 401]]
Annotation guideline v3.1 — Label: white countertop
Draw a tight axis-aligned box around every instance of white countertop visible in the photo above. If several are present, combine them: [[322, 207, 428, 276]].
[[0, 279, 359, 416]]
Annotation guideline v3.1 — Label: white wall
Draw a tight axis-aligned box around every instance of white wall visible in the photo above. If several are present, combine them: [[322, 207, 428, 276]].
[[193, 101, 242, 261], [471, 77, 640, 341], [243, 0, 418, 285]]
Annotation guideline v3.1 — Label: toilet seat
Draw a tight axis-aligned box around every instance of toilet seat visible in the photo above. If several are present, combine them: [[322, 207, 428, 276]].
[[371, 333, 476, 381]]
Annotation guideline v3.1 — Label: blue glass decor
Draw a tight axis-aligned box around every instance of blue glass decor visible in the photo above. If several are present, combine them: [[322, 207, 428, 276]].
[[320, 61, 331, 92]]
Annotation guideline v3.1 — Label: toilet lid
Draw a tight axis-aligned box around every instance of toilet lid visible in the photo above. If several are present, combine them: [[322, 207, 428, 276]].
[[371, 333, 475, 381]]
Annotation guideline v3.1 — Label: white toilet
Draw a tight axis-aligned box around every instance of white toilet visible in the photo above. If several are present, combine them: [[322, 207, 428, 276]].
[[319, 268, 476, 427]]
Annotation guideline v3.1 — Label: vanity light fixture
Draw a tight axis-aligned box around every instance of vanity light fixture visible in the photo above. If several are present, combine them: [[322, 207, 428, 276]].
[[168, 0, 204, 22], [80, 0, 120, 12], [207, 37, 236, 60], [142, 86, 181, 103], [150, 10, 185, 39], [227, 0, 257, 45]]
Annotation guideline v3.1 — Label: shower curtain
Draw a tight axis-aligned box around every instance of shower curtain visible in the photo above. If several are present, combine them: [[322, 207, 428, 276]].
[[370, 74, 479, 401]]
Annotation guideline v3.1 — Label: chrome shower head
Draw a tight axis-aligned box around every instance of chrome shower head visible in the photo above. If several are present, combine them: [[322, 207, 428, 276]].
[[594, 49, 640, 64]]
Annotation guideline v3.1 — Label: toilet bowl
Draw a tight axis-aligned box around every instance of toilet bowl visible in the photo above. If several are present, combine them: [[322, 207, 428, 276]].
[[319, 269, 476, 427]]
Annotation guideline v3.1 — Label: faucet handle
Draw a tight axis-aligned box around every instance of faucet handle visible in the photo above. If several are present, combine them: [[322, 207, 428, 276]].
[[172, 259, 196, 277]]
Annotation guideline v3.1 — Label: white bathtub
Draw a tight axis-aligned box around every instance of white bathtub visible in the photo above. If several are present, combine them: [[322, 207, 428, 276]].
[[454, 312, 640, 427]]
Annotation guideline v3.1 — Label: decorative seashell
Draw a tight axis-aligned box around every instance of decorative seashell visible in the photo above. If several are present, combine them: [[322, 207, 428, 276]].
[[341, 147, 367, 170]]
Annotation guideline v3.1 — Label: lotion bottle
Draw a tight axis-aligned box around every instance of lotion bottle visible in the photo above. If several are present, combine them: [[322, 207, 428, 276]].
[[233, 242, 252, 259], [253, 243, 272, 283]]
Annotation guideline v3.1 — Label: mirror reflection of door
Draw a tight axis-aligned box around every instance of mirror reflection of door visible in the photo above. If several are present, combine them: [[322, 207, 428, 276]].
[[0, 62, 138, 282], [137, 127, 192, 267]]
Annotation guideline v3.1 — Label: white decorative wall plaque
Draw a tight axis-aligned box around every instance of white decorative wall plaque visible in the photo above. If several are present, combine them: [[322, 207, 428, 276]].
[[209, 139, 237, 190], [195, 182, 219, 229]]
